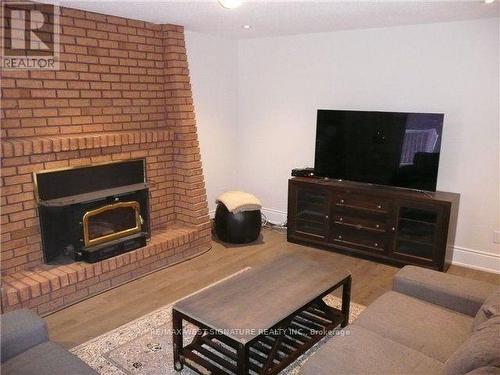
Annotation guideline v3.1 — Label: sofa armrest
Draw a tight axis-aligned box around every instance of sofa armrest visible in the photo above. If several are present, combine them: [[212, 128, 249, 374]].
[[1, 309, 49, 363], [393, 266, 497, 316]]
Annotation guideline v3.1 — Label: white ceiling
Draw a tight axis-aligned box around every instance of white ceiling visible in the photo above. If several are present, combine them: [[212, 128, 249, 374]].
[[47, 0, 500, 39]]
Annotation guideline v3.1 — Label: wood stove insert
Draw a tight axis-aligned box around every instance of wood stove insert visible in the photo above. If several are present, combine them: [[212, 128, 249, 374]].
[[34, 160, 151, 264]]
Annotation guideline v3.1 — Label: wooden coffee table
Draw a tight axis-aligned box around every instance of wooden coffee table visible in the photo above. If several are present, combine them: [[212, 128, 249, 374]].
[[172, 255, 351, 374]]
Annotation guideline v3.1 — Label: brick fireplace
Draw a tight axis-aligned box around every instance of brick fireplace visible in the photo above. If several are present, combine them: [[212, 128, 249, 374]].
[[0, 4, 211, 315]]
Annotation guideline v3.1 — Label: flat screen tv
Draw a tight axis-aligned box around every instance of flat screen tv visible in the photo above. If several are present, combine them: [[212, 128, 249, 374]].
[[314, 109, 444, 192]]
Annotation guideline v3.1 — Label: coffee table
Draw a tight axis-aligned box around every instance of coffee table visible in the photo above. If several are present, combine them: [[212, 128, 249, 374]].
[[172, 255, 351, 374]]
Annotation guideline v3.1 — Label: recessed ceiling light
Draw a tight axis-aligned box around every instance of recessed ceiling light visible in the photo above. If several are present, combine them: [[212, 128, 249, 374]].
[[242, 25, 252, 30], [218, 0, 242, 9], [484, 0, 495, 3]]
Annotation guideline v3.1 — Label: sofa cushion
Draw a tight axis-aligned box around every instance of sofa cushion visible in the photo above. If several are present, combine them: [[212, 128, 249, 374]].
[[443, 316, 500, 375], [474, 288, 500, 330], [393, 266, 497, 317], [2, 341, 97, 375], [298, 325, 443, 375], [353, 291, 473, 362]]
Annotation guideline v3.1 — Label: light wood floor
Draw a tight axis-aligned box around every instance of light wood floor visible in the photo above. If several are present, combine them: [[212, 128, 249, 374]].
[[45, 228, 500, 349]]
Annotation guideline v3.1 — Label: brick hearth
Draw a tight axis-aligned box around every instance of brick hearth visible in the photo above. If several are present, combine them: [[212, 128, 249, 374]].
[[0, 4, 211, 314], [2, 225, 203, 315]]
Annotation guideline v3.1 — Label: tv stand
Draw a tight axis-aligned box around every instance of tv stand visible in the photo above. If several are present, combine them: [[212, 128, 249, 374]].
[[287, 177, 459, 271]]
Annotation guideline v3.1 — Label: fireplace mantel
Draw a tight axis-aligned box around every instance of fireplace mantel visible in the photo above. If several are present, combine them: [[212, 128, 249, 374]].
[[1, 129, 174, 158]]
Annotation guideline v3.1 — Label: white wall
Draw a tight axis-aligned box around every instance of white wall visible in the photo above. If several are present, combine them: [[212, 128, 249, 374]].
[[237, 19, 500, 271], [186, 19, 500, 272], [185, 31, 239, 214]]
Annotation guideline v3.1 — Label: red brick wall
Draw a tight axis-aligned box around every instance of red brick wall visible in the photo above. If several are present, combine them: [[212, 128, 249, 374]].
[[1, 5, 210, 276]]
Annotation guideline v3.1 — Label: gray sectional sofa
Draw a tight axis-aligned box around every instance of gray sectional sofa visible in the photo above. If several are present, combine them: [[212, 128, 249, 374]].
[[2, 266, 497, 375], [300, 265, 500, 375], [0, 309, 96, 375]]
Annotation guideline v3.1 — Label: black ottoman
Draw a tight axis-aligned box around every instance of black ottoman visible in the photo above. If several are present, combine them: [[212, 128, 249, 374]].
[[215, 203, 261, 244]]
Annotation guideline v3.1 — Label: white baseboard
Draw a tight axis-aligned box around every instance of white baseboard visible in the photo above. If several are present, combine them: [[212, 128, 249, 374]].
[[451, 246, 500, 274], [209, 207, 287, 224], [261, 207, 287, 225], [209, 207, 287, 225]]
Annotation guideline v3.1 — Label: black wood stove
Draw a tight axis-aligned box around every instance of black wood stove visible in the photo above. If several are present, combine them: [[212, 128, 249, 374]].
[[34, 159, 150, 264]]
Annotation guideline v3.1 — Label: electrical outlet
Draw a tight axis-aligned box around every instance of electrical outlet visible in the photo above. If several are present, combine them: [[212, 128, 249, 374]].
[[494, 230, 500, 244]]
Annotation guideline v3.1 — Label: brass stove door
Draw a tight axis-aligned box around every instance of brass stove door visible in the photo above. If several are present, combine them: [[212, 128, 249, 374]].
[[83, 201, 142, 247]]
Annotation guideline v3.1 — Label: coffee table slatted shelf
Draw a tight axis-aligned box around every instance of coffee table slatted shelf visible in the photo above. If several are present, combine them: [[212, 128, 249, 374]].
[[172, 255, 351, 375], [182, 303, 344, 374]]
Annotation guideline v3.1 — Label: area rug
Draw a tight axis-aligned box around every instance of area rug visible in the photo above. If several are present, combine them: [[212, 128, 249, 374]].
[[71, 268, 365, 375]]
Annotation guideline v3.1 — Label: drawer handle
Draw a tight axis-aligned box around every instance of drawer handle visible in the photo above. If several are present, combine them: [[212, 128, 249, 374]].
[[374, 243, 379, 247], [325, 215, 329, 219], [338, 235, 343, 240], [376, 224, 380, 228], [339, 217, 343, 221], [377, 204, 382, 209], [340, 199, 345, 204], [391, 227, 396, 232]]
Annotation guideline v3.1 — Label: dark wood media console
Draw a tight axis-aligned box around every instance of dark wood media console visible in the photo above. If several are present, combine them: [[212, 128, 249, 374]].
[[287, 177, 459, 271]]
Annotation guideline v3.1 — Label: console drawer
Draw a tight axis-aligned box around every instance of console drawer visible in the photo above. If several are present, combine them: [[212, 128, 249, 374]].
[[331, 227, 386, 253], [335, 193, 392, 215], [333, 214, 390, 233]]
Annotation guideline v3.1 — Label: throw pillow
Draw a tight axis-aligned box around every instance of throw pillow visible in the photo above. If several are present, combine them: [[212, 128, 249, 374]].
[[443, 316, 500, 375]]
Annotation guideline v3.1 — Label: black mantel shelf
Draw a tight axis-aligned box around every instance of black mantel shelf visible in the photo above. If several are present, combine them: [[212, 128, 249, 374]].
[[38, 183, 149, 207]]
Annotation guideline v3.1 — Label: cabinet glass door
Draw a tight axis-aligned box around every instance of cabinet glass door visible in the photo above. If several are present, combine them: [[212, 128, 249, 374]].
[[295, 189, 329, 239], [394, 205, 439, 261]]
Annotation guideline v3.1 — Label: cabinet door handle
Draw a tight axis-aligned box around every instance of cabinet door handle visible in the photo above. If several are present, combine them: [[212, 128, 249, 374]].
[[340, 199, 345, 204], [339, 217, 343, 221], [375, 224, 380, 228], [374, 242, 379, 247], [377, 204, 382, 209], [391, 227, 396, 231], [325, 215, 329, 219], [338, 235, 343, 240]]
